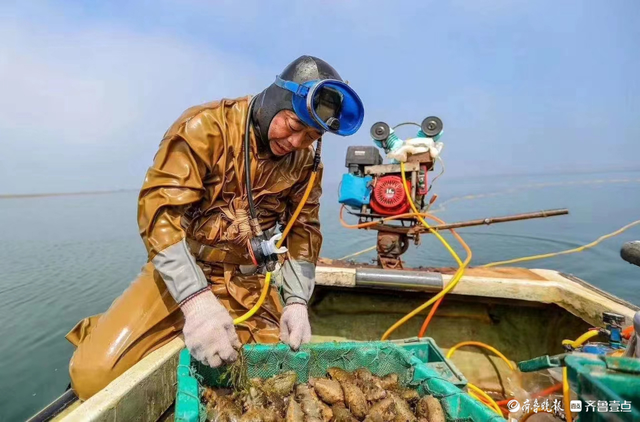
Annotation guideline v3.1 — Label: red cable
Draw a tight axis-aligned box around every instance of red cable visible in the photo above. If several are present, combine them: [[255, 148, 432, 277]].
[[418, 297, 443, 337], [496, 383, 563, 406]]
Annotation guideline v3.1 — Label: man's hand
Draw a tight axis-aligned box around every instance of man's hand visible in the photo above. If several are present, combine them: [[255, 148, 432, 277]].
[[180, 289, 241, 367], [279, 303, 312, 350]]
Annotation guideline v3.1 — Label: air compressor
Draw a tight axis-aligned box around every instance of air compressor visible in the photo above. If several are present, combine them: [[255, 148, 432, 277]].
[[340, 116, 443, 214], [338, 116, 569, 269], [338, 117, 444, 268]]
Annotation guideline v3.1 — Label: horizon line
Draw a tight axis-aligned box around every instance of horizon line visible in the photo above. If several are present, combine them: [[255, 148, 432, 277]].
[[0, 188, 138, 200], [3, 166, 640, 199]]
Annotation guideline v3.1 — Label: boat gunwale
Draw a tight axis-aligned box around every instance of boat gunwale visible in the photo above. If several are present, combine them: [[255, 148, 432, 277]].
[[559, 271, 640, 312]]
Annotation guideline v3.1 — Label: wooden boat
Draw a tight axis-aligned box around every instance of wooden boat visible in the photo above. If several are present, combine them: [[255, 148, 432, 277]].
[[30, 256, 639, 422]]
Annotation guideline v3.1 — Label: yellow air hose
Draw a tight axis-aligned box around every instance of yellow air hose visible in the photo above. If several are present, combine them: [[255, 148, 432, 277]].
[[562, 329, 600, 348], [445, 341, 515, 370], [446, 341, 515, 415], [482, 219, 640, 268], [563, 366, 573, 422], [233, 171, 318, 325], [467, 384, 502, 414], [380, 162, 471, 341]]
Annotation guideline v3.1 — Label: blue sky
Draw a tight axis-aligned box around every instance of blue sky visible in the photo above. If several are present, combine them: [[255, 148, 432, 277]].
[[1, 0, 639, 194]]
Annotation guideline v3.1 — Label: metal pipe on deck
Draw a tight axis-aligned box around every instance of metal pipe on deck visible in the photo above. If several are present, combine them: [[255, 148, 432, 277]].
[[355, 268, 443, 291]]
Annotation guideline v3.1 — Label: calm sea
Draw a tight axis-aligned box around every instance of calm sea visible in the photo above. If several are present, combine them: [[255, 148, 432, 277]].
[[1, 171, 639, 420]]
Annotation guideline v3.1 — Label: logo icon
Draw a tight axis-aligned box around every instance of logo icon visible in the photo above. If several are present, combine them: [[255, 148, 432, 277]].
[[507, 399, 521, 412], [570, 400, 583, 411]]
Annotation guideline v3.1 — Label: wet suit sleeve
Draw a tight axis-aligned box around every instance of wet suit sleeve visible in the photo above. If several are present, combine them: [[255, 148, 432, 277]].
[[280, 160, 324, 305], [138, 111, 223, 304]]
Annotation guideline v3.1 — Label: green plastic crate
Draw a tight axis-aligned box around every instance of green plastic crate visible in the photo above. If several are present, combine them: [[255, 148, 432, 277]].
[[565, 353, 640, 422], [391, 337, 468, 389], [175, 340, 504, 422]]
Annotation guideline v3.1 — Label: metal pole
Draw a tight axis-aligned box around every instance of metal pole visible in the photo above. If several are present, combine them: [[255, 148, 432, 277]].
[[417, 209, 569, 233], [370, 209, 569, 235]]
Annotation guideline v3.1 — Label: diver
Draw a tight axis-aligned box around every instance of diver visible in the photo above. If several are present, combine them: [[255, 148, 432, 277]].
[[65, 55, 365, 400]]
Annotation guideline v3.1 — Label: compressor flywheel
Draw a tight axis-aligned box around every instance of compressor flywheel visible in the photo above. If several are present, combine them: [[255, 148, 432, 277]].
[[370, 175, 411, 215]]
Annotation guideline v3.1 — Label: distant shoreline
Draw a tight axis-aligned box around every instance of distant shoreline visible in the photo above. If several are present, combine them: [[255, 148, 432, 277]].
[[0, 189, 138, 199]]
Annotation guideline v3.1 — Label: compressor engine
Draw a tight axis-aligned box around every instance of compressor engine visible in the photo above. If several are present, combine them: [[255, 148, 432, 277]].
[[338, 117, 444, 268], [339, 116, 443, 217]]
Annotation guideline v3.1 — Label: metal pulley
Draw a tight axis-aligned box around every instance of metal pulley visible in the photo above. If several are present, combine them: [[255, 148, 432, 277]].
[[370, 121, 390, 142], [421, 116, 443, 138]]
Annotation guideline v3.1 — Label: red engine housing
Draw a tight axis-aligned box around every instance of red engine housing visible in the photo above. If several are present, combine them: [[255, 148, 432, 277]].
[[370, 175, 412, 216]]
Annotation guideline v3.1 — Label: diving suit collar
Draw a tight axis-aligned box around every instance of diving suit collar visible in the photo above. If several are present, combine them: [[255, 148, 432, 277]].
[[248, 94, 277, 160]]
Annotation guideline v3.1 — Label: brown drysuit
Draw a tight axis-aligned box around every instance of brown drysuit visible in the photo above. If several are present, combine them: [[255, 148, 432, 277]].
[[65, 96, 323, 400]]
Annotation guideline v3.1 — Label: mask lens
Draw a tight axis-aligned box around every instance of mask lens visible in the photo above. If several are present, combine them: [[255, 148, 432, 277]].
[[313, 86, 343, 123], [310, 81, 364, 136]]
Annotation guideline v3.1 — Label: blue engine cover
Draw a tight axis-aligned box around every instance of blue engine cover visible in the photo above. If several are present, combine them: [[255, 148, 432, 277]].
[[339, 173, 373, 208]]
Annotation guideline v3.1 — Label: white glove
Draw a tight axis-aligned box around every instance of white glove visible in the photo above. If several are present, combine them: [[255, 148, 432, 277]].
[[180, 289, 241, 367], [279, 303, 312, 351], [261, 233, 288, 256]]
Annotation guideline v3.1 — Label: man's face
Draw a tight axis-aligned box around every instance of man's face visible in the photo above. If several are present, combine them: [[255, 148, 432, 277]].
[[267, 110, 322, 156]]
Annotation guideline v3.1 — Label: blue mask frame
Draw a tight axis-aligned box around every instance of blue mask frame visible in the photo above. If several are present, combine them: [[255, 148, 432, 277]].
[[274, 75, 364, 136]]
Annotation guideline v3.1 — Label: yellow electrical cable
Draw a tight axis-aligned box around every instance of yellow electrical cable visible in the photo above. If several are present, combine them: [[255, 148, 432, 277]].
[[562, 330, 600, 348], [445, 341, 515, 371], [467, 383, 502, 414], [482, 219, 640, 268], [380, 162, 471, 341], [563, 366, 573, 422], [233, 172, 318, 325]]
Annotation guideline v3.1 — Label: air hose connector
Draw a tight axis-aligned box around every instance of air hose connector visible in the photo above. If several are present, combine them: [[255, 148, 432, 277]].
[[249, 237, 278, 270]]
